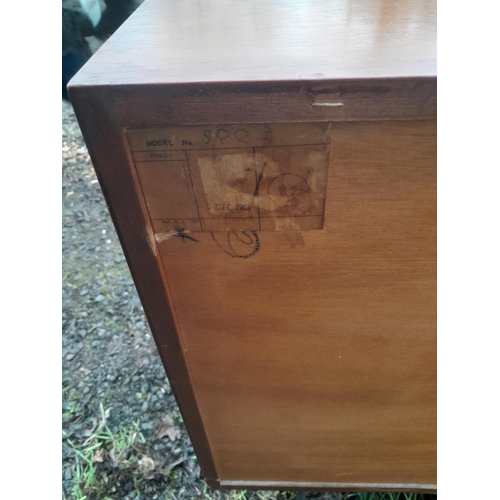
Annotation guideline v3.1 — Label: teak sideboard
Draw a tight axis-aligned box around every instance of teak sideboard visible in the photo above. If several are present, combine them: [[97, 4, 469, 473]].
[[69, 0, 437, 492]]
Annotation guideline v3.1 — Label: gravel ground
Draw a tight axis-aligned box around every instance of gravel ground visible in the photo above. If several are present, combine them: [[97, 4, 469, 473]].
[[62, 99, 196, 499]]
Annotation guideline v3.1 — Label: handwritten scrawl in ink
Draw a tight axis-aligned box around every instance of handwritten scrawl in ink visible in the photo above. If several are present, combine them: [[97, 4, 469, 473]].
[[174, 228, 198, 242], [211, 231, 260, 258]]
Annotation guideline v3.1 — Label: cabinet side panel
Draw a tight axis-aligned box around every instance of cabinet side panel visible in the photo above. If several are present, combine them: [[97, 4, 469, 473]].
[[68, 88, 220, 484]]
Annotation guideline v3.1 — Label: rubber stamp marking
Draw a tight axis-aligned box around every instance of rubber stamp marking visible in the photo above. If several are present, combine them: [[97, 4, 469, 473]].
[[211, 231, 260, 259]]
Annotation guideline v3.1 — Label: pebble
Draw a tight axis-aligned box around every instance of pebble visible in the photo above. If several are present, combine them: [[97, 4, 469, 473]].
[[94, 294, 104, 302]]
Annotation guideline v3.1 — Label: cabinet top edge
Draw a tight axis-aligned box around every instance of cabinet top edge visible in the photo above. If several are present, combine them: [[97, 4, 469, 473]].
[[69, 0, 436, 88]]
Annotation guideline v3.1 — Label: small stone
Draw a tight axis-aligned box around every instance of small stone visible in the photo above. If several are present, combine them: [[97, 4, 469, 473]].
[[141, 401, 148, 412], [79, 289, 89, 296], [94, 294, 104, 302], [141, 422, 152, 430]]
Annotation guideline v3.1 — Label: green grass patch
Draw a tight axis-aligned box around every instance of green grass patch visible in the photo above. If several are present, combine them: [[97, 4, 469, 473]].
[[65, 403, 146, 500]]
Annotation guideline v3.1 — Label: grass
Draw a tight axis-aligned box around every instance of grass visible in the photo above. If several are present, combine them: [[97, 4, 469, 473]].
[[160, 488, 434, 500], [64, 403, 146, 500], [343, 494, 433, 500]]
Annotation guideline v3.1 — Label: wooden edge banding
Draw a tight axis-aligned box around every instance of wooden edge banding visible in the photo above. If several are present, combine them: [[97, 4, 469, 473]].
[[68, 77, 436, 126], [67, 86, 220, 483], [219, 481, 437, 494]]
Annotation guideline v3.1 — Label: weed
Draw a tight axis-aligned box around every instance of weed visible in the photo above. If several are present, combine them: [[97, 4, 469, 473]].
[[65, 403, 146, 499], [228, 491, 248, 500], [62, 401, 79, 418], [342, 494, 431, 500]]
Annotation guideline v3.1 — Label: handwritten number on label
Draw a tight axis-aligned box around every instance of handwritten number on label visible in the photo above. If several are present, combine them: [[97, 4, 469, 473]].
[[234, 129, 249, 143], [202, 130, 211, 145], [216, 129, 229, 144], [262, 125, 272, 141]]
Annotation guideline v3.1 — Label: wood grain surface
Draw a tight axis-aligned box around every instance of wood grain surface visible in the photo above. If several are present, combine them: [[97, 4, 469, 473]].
[[70, 0, 436, 86], [156, 120, 436, 486], [68, 0, 436, 491]]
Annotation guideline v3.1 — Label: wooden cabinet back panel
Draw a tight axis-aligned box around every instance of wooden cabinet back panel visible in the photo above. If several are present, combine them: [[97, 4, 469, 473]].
[[155, 120, 436, 485]]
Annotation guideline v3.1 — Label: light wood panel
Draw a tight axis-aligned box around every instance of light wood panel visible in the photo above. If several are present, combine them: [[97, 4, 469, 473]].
[[156, 120, 436, 485]]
